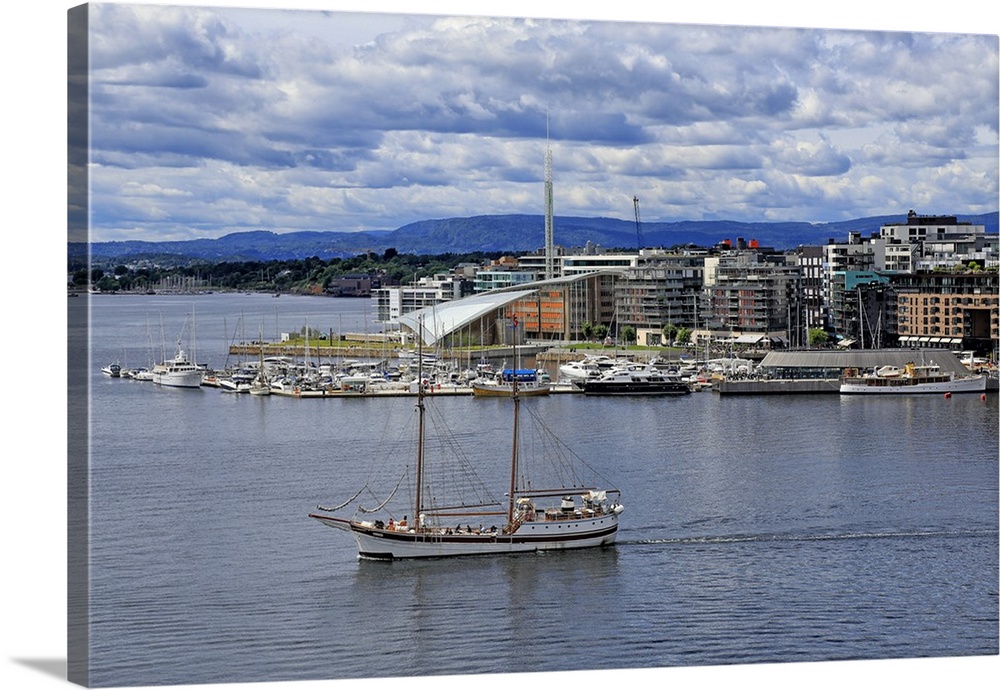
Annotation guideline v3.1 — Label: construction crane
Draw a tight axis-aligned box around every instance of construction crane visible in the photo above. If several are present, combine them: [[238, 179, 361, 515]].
[[633, 195, 643, 250]]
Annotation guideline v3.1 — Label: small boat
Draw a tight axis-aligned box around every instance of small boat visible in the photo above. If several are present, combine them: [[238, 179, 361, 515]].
[[472, 368, 550, 397], [151, 343, 204, 388], [558, 354, 620, 381], [839, 362, 986, 394], [130, 367, 154, 381], [309, 332, 622, 559], [248, 377, 271, 396], [577, 362, 691, 396], [101, 362, 122, 377]]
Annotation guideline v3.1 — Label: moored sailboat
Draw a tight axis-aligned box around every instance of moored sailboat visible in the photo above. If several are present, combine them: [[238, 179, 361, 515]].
[[471, 367, 551, 397]]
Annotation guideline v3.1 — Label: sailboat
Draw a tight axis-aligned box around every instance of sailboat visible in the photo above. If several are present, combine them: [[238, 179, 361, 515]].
[[248, 327, 271, 396], [309, 333, 623, 560]]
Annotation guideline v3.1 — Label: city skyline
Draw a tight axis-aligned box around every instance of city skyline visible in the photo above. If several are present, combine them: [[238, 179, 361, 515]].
[[75, 2, 999, 244]]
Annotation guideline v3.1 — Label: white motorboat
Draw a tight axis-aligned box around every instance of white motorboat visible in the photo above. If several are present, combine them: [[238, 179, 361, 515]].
[[558, 354, 621, 381], [130, 367, 154, 381], [577, 362, 691, 396], [151, 345, 204, 388]]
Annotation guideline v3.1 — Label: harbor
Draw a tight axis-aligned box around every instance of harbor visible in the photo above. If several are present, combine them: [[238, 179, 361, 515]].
[[95, 288, 996, 403], [78, 291, 1000, 687], [117, 341, 997, 398]]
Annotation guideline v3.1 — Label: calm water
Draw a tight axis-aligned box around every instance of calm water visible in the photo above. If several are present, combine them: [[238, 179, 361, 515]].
[[76, 293, 998, 687]]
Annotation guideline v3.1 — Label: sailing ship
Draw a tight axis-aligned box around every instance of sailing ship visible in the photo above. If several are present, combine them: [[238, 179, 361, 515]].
[[309, 340, 623, 559]]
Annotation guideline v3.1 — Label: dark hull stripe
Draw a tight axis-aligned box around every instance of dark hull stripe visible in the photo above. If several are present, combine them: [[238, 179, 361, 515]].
[[351, 523, 618, 545], [582, 384, 689, 395]]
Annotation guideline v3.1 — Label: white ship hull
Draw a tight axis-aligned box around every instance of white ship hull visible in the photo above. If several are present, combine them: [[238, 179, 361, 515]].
[[152, 370, 204, 388], [310, 512, 620, 560], [840, 374, 986, 394], [151, 347, 203, 388]]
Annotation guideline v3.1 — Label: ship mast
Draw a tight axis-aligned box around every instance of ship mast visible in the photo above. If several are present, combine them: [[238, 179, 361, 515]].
[[507, 332, 520, 527], [414, 317, 425, 529]]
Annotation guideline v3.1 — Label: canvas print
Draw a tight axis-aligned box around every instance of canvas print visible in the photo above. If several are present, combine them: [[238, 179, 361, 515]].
[[67, 2, 998, 688]]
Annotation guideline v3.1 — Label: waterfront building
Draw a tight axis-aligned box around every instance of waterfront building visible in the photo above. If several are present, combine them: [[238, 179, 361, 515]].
[[516, 247, 641, 279], [505, 272, 617, 343], [879, 210, 997, 271], [793, 245, 826, 335], [395, 272, 615, 347], [373, 273, 474, 326], [473, 268, 540, 293], [614, 256, 705, 332], [827, 271, 897, 348], [893, 270, 999, 353], [326, 274, 385, 297], [703, 250, 804, 346], [757, 348, 971, 380]]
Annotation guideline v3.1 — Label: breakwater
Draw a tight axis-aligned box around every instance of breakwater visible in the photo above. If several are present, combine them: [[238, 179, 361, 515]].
[[228, 343, 549, 360]]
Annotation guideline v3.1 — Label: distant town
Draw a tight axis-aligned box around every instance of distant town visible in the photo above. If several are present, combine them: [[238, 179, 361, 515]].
[[72, 210, 999, 358]]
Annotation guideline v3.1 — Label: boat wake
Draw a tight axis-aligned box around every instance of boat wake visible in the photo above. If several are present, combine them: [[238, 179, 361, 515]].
[[619, 526, 998, 547]]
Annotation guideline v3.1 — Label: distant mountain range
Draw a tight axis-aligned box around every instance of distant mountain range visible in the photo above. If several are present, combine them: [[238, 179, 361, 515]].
[[71, 212, 999, 263]]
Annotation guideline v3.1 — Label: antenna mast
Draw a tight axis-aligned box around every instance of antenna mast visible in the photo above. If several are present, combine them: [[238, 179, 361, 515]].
[[544, 112, 555, 281], [633, 195, 643, 251]]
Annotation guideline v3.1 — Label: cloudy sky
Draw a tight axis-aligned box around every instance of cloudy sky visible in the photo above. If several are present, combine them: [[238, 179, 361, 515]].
[[76, 2, 999, 243]]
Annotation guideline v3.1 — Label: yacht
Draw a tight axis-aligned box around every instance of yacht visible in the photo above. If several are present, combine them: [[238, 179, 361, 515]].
[[577, 362, 691, 396], [840, 362, 986, 394], [151, 344, 204, 388]]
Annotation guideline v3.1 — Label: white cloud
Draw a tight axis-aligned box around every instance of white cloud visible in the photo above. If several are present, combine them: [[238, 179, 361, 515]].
[[81, 3, 998, 240]]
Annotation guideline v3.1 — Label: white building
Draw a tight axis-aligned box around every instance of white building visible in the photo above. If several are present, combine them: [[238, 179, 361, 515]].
[[373, 274, 473, 326]]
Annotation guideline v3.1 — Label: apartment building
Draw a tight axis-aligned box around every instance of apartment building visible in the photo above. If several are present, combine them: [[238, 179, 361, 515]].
[[614, 256, 705, 331], [373, 273, 474, 325], [894, 271, 999, 351], [703, 251, 803, 344]]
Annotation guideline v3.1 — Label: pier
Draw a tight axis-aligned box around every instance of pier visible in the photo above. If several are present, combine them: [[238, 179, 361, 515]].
[[714, 378, 842, 395]]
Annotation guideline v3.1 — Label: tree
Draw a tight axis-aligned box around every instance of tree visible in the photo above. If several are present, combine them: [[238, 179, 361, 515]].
[[808, 328, 830, 347], [594, 324, 609, 341], [581, 321, 595, 341], [662, 323, 678, 342], [72, 268, 90, 286], [95, 275, 120, 292], [620, 325, 636, 345], [675, 327, 692, 344]]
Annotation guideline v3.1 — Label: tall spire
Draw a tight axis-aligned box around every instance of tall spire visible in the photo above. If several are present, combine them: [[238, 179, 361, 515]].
[[544, 111, 555, 281]]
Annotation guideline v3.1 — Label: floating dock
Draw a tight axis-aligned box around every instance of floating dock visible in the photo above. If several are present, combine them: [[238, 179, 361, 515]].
[[714, 378, 841, 395]]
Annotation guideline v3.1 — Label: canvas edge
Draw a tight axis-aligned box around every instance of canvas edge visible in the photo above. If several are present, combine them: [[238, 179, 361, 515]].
[[67, 3, 90, 687]]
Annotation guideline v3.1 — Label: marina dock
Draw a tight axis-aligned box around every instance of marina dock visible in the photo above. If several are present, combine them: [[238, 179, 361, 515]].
[[263, 382, 582, 398], [714, 378, 842, 395]]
